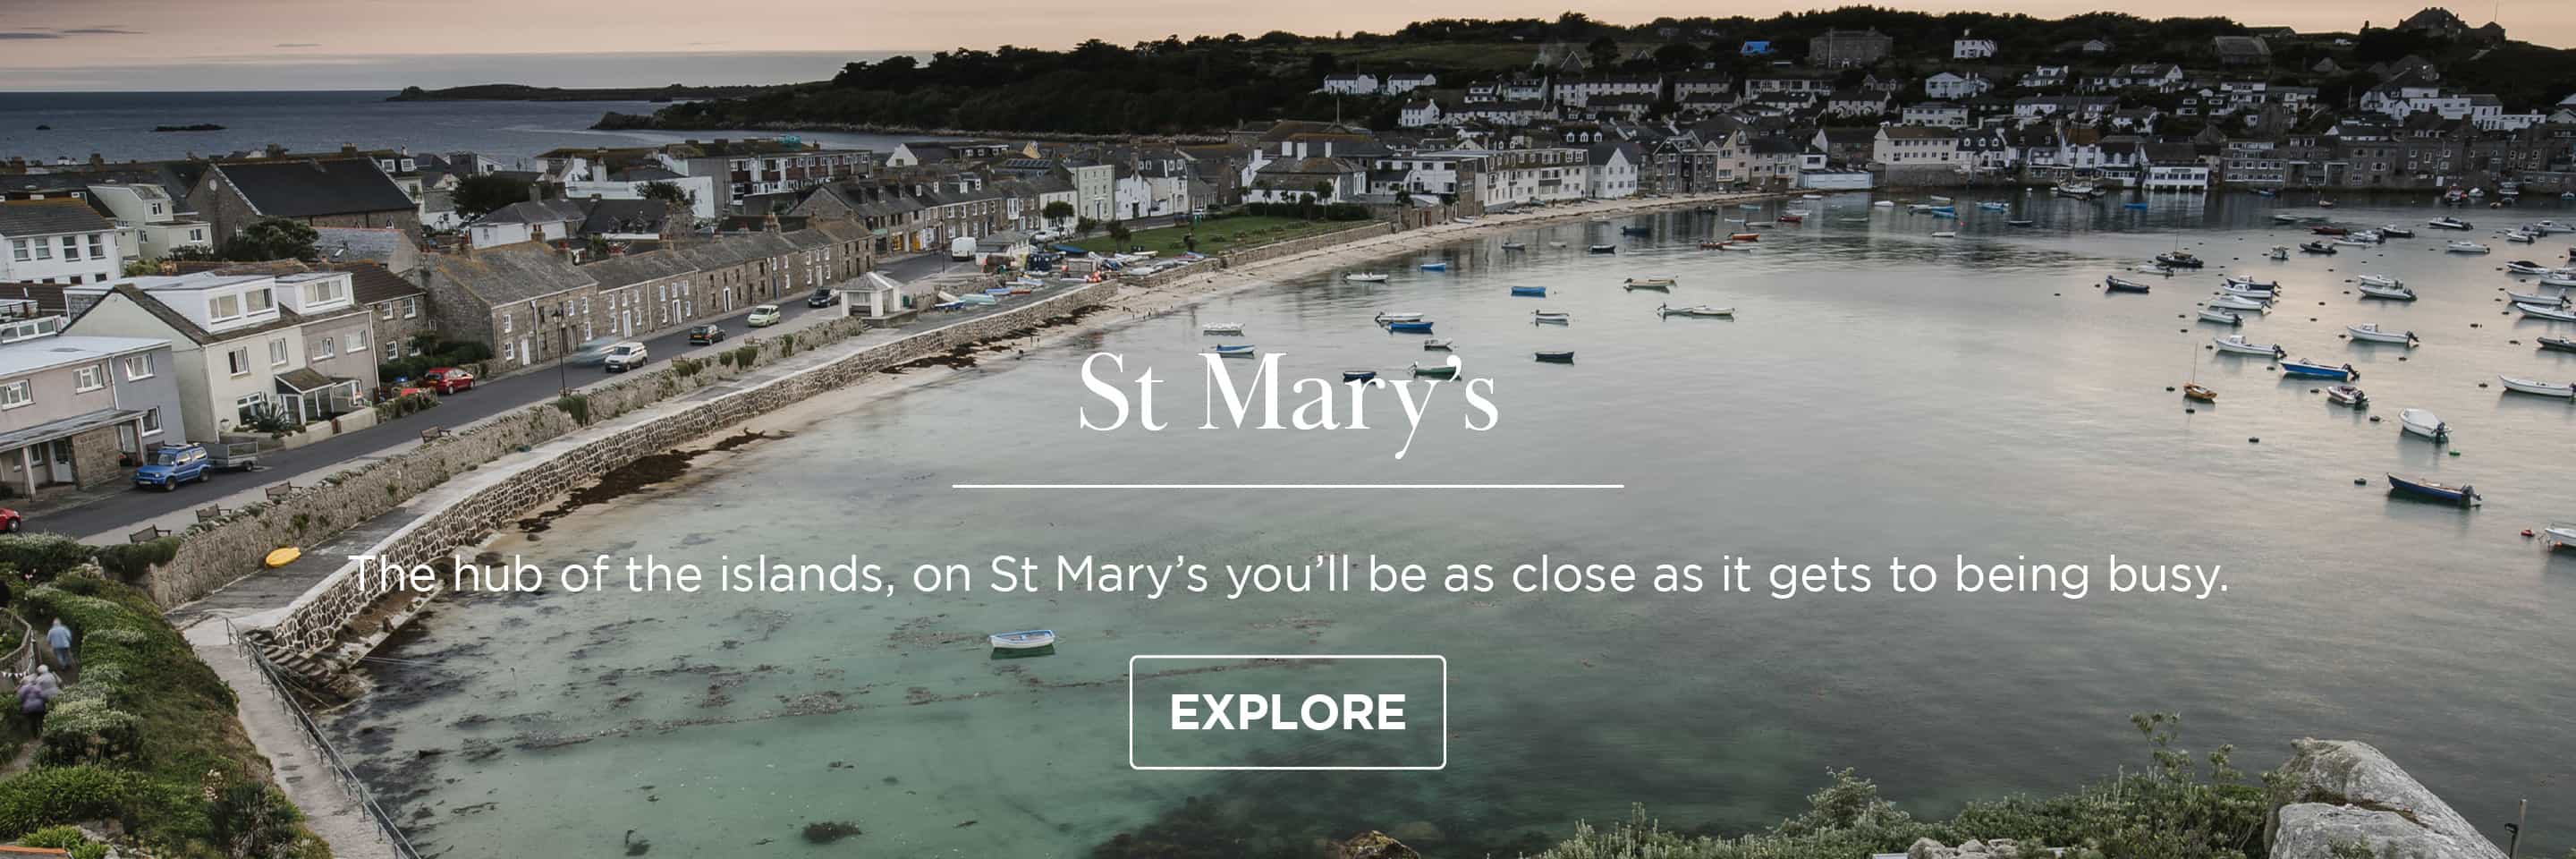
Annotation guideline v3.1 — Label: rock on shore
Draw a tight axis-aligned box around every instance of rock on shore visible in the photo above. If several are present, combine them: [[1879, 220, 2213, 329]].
[[2269, 738, 2506, 859]]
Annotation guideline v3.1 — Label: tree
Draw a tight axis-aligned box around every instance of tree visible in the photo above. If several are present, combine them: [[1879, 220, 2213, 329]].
[[1586, 36, 1621, 70], [1106, 220, 1132, 247], [453, 172, 534, 218], [639, 181, 692, 207], [1042, 200, 1076, 222], [221, 218, 318, 262]]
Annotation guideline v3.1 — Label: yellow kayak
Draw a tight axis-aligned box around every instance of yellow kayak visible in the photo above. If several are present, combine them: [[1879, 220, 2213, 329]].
[[264, 547, 301, 567]]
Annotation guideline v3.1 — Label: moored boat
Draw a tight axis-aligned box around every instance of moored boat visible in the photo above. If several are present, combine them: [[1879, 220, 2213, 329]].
[[1501, 241, 1528, 251], [1588, 244, 1617, 254], [2540, 336, 2576, 353], [2504, 290, 2566, 307], [2387, 473, 2478, 506], [2497, 376, 2575, 397], [2428, 217, 2472, 230], [2539, 273, 2576, 287], [1344, 272, 1389, 283], [1422, 338, 1453, 351], [2345, 323, 2417, 344], [1620, 225, 1651, 236], [1657, 303, 1734, 318], [2182, 383, 2216, 402], [1623, 277, 1676, 291], [2517, 302, 2576, 322], [2280, 359, 2358, 380], [1213, 344, 1257, 357], [1531, 310, 1571, 324], [2398, 408, 2449, 442], [2379, 225, 2416, 238], [2219, 283, 2277, 299], [2312, 225, 2349, 235], [1409, 361, 1460, 379], [2358, 283, 2417, 301], [2155, 251, 2204, 268], [1510, 285, 1548, 297], [2104, 275, 2152, 293], [1375, 311, 1424, 322], [1385, 320, 1435, 333], [2300, 241, 2338, 254], [2356, 274, 2402, 289], [1419, 262, 1449, 271], [2214, 335, 2286, 357], [991, 630, 1056, 650], [2504, 230, 2538, 243], [1930, 230, 1958, 238], [2544, 523, 2576, 549], [2326, 385, 2368, 407], [1201, 322, 1244, 335], [1343, 370, 1378, 383], [2007, 218, 2036, 227], [1729, 233, 1760, 242], [2445, 241, 2491, 253], [2199, 307, 2244, 325], [2224, 275, 2281, 289], [2207, 294, 2270, 311], [1534, 351, 1575, 363], [2505, 259, 2555, 274], [2266, 245, 2292, 260]]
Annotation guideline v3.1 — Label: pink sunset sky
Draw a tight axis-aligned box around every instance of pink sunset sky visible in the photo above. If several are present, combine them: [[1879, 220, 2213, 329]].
[[0, 0, 2560, 89]]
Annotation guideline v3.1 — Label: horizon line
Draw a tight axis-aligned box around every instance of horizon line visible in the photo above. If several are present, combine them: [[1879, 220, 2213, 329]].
[[953, 483, 1625, 489]]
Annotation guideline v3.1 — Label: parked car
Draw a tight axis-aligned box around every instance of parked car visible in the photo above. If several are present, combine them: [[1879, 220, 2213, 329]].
[[0, 507, 20, 532], [422, 367, 475, 394], [746, 304, 783, 327], [806, 287, 840, 308], [603, 341, 649, 372], [688, 324, 726, 344], [134, 444, 213, 491]]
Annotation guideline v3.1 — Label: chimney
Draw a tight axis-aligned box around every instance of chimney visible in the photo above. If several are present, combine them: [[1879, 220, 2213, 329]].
[[528, 183, 543, 203], [342, 143, 359, 156], [89, 153, 104, 166]]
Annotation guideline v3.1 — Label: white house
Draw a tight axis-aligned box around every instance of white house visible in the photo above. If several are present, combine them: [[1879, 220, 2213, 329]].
[[1953, 37, 1997, 59], [1554, 76, 1661, 108], [1399, 98, 1445, 128], [560, 169, 721, 221], [1923, 72, 1992, 100], [84, 183, 212, 264], [1384, 72, 1437, 95], [1322, 73, 1380, 95], [2019, 65, 2072, 89], [464, 199, 584, 249], [1586, 143, 1641, 199], [1, 200, 123, 287], [1901, 102, 1970, 127], [64, 270, 378, 441], [1872, 126, 1962, 166]]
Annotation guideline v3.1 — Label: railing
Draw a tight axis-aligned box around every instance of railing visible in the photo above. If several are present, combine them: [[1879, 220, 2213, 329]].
[[220, 618, 423, 859]]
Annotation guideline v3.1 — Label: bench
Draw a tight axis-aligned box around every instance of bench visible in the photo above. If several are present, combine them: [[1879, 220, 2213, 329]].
[[264, 483, 292, 501], [196, 504, 221, 522], [127, 526, 165, 543]]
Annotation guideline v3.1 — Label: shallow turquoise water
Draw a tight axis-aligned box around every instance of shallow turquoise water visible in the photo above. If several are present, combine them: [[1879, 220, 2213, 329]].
[[329, 193, 2576, 857]]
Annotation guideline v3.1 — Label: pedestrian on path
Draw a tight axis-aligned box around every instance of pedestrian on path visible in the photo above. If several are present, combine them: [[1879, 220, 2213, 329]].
[[45, 619, 72, 673], [15, 673, 47, 736], [30, 665, 57, 697]]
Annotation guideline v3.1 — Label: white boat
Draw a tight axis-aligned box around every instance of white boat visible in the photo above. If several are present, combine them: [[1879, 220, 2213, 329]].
[[2345, 323, 2416, 344], [2535, 220, 2570, 234], [2199, 307, 2244, 325], [1928, 195, 1953, 203], [2133, 264, 2174, 276], [2498, 376, 2576, 397], [1930, 231, 1958, 238], [1344, 272, 1390, 283], [1201, 322, 1245, 335], [2332, 237, 2376, 248], [990, 630, 1056, 650], [2505, 260, 2555, 275], [1872, 200, 1896, 208], [2446, 241, 2491, 253], [1802, 193, 1825, 200], [2220, 284, 2277, 299], [1422, 338, 1453, 350], [2358, 283, 2417, 301], [2505, 290, 2568, 307], [1500, 241, 1528, 251], [1375, 311, 1425, 322], [2398, 408, 2450, 443], [2223, 275, 2281, 289], [2544, 523, 2576, 549], [2351, 230, 2383, 242], [2429, 217, 2472, 230], [2326, 385, 2368, 407], [2357, 274, 2402, 289], [2272, 213, 2304, 225], [2518, 302, 2576, 322], [2266, 245, 2292, 260], [2207, 294, 2270, 311], [1657, 304, 1735, 318], [1623, 276, 1678, 289], [2213, 335, 2286, 357], [2504, 231, 2538, 243], [2540, 273, 2576, 288]]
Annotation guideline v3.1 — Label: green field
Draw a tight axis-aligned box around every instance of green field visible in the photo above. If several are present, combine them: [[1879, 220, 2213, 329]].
[[1067, 215, 1357, 256], [1312, 41, 1544, 72]]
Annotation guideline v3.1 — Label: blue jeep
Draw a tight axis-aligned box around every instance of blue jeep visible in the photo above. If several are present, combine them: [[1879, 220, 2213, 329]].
[[134, 444, 213, 491]]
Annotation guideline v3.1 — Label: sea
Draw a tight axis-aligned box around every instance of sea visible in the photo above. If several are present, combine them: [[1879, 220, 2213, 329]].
[[324, 193, 2576, 858], [0, 90, 935, 166]]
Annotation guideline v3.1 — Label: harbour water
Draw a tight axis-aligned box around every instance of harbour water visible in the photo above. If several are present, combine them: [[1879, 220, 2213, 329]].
[[326, 193, 2576, 857], [0, 90, 932, 164]]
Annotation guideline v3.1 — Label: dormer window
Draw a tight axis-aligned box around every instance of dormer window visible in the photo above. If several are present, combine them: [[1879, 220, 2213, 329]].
[[247, 288, 275, 312], [209, 293, 243, 321]]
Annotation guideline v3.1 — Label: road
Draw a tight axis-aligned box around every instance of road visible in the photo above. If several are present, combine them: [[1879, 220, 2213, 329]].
[[32, 251, 964, 539]]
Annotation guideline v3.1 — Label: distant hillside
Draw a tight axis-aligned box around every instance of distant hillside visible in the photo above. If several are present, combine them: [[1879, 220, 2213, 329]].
[[389, 82, 793, 103]]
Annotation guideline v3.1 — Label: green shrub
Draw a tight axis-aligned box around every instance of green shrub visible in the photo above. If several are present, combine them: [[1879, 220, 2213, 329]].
[[553, 394, 591, 426], [731, 344, 758, 368], [38, 693, 144, 766], [20, 823, 110, 857], [0, 534, 95, 583], [92, 538, 179, 583], [374, 391, 440, 421], [0, 766, 139, 838], [671, 356, 703, 377]]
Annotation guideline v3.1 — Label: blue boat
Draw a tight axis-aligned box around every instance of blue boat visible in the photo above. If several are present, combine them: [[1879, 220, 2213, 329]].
[[1535, 351, 1575, 363], [1511, 285, 1547, 297], [1385, 320, 1435, 333], [1343, 370, 1377, 382], [1620, 225, 1651, 236], [1929, 209, 1958, 218], [2123, 202, 2149, 209], [2279, 359, 2357, 380], [2386, 473, 2479, 507], [1420, 262, 1449, 271], [1213, 344, 1257, 356], [2252, 188, 2278, 198], [1977, 201, 2009, 211]]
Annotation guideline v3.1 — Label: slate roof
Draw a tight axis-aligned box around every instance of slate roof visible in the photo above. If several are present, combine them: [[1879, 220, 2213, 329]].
[[475, 199, 586, 225], [209, 158, 416, 218], [312, 227, 411, 265], [416, 242, 597, 306], [332, 262, 421, 304], [0, 283, 68, 315], [75, 283, 311, 345], [579, 199, 676, 235], [0, 200, 114, 237]]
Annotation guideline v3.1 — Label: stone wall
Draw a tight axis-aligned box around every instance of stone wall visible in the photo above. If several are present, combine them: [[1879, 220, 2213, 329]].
[[1217, 223, 1395, 268], [248, 282, 1118, 662]]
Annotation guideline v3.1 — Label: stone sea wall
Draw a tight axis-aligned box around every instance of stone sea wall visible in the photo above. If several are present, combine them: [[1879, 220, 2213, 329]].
[[1218, 223, 1396, 268], [250, 282, 1118, 662]]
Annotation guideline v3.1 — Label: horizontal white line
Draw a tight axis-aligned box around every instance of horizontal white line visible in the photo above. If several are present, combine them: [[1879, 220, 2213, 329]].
[[953, 482, 1623, 489]]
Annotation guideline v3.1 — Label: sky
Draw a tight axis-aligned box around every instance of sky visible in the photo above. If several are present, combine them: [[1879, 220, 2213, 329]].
[[0, 0, 2564, 90]]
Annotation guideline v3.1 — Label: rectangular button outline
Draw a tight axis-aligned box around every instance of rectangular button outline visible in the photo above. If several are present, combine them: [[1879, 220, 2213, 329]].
[[1127, 654, 1449, 771]]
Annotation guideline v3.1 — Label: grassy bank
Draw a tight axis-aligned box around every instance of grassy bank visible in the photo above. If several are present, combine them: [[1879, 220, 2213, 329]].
[[2, 577, 325, 857], [1072, 215, 1360, 257]]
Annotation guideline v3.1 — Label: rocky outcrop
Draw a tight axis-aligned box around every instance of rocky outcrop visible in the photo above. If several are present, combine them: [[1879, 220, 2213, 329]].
[[2269, 738, 2505, 859], [1907, 838, 2035, 859], [1328, 831, 1420, 859]]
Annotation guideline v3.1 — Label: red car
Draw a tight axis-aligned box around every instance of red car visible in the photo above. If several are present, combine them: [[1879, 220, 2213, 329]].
[[0, 507, 20, 532], [423, 368, 475, 395]]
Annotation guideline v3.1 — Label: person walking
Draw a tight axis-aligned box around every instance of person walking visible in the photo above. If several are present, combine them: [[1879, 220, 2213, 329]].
[[15, 673, 47, 736], [45, 619, 72, 673], [30, 665, 58, 698]]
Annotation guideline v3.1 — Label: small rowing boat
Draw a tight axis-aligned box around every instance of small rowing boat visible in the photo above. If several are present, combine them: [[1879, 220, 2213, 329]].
[[2379, 225, 2416, 238], [2357, 274, 2402, 289], [2215, 335, 2286, 357], [1535, 351, 1575, 363], [1213, 344, 1257, 357], [2183, 383, 2217, 402], [2428, 217, 2472, 230], [1344, 272, 1389, 283], [2219, 284, 2277, 300], [1623, 277, 1676, 291], [2156, 251, 2204, 268], [1501, 241, 1528, 251], [2199, 307, 2243, 325], [1532, 310, 1571, 324], [2279, 359, 2358, 380], [2104, 275, 2152, 293], [2207, 294, 2270, 311], [2539, 336, 2576, 353], [2346, 323, 2417, 344], [1422, 338, 1453, 351], [1510, 285, 1548, 298], [2387, 473, 2478, 506], [1729, 233, 1760, 242], [1419, 262, 1449, 271], [2498, 376, 2575, 397], [2446, 241, 2491, 253], [1385, 320, 1435, 333], [2267, 245, 2292, 260], [1410, 361, 1460, 379], [1343, 370, 1377, 383], [1376, 312, 1423, 322], [2505, 290, 2567, 307], [2326, 385, 2367, 407], [2300, 241, 2337, 254], [2398, 408, 2449, 442], [1589, 244, 1617, 254], [1658, 303, 1733, 318], [2505, 259, 2555, 275], [1201, 322, 1244, 335], [991, 630, 1056, 650]]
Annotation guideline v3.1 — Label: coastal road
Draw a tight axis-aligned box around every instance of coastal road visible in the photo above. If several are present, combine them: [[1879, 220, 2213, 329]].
[[30, 251, 962, 540]]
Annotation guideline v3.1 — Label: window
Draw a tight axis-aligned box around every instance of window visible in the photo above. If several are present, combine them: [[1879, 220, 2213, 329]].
[[8, 239, 25, 262], [247, 288, 275, 312], [349, 330, 367, 353], [234, 393, 267, 424], [59, 236, 79, 260], [208, 293, 242, 321], [379, 302, 394, 320], [226, 347, 250, 376], [87, 234, 103, 259], [312, 336, 335, 361], [502, 342, 515, 361], [403, 296, 419, 319], [31, 238, 50, 260], [149, 202, 163, 216], [501, 313, 513, 335], [190, 228, 203, 242], [0, 380, 28, 409], [122, 353, 152, 380], [302, 278, 343, 304], [269, 338, 289, 366], [140, 407, 161, 436], [73, 364, 105, 392], [386, 341, 401, 361]]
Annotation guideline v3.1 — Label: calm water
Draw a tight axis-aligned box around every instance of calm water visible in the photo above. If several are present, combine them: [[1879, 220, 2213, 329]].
[[326, 194, 2576, 858], [0, 90, 931, 165]]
